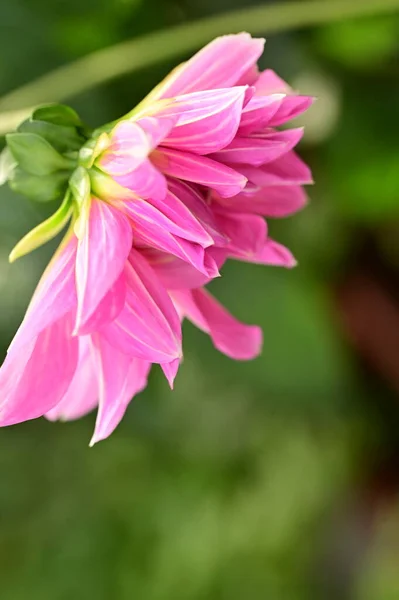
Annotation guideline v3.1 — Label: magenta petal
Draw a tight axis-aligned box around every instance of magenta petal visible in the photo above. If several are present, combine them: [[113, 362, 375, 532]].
[[142, 248, 214, 289], [269, 96, 314, 127], [99, 121, 150, 176], [166, 178, 226, 245], [161, 358, 180, 389], [76, 271, 127, 335], [115, 158, 167, 201], [161, 87, 247, 154], [8, 236, 77, 355], [214, 185, 308, 217], [239, 151, 313, 187], [75, 198, 132, 334], [211, 128, 303, 168], [215, 210, 267, 259], [121, 197, 214, 275], [159, 33, 264, 97], [90, 334, 151, 445], [255, 238, 297, 268], [137, 115, 177, 148], [238, 94, 285, 135], [153, 148, 247, 198], [46, 336, 98, 421], [0, 314, 79, 426], [172, 288, 263, 361], [101, 249, 182, 362], [146, 189, 214, 247]]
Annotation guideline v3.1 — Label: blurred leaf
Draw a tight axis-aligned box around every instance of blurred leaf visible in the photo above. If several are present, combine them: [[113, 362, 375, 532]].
[[9, 167, 69, 203], [314, 15, 399, 68], [6, 133, 72, 176]]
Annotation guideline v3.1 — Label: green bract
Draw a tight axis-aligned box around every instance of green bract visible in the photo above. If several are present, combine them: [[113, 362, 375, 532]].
[[1, 103, 90, 205]]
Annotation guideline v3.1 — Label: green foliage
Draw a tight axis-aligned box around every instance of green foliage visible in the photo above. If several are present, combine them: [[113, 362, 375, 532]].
[[6, 133, 71, 176]]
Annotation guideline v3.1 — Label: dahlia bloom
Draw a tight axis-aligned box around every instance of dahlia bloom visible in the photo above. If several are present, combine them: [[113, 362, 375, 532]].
[[0, 33, 312, 443]]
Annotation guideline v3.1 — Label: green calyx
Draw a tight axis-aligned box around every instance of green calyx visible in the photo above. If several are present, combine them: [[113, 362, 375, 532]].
[[2, 103, 89, 203], [2, 103, 96, 261]]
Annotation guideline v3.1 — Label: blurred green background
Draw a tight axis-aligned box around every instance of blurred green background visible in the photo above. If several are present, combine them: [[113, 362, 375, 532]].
[[0, 1, 399, 598]]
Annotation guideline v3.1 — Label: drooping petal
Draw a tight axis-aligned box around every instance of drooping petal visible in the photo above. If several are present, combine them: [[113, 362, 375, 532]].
[[152, 148, 247, 198], [171, 288, 263, 360], [74, 197, 132, 334], [142, 248, 214, 289], [0, 314, 79, 426], [210, 128, 303, 167], [255, 238, 297, 268], [238, 151, 313, 187], [213, 184, 308, 217], [8, 236, 77, 355], [214, 210, 267, 260], [45, 336, 98, 421], [238, 94, 285, 136], [101, 249, 182, 363], [121, 198, 216, 276], [166, 178, 226, 245], [157, 34, 264, 97], [160, 87, 248, 154], [76, 271, 127, 335], [90, 334, 151, 445], [161, 358, 180, 389], [254, 70, 314, 126]]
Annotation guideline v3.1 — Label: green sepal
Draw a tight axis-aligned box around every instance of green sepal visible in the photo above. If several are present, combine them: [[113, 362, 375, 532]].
[[9, 167, 70, 203], [69, 166, 91, 238], [32, 104, 83, 128], [9, 193, 73, 263], [18, 119, 85, 154], [6, 132, 73, 176], [79, 132, 110, 169]]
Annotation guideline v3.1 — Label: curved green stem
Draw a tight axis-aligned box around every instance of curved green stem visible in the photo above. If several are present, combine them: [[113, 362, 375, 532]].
[[0, 0, 398, 113]]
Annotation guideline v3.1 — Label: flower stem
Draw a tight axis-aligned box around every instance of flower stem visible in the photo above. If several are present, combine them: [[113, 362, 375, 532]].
[[0, 0, 398, 115]]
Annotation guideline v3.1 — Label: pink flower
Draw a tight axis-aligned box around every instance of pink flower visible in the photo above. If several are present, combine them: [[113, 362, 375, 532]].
[[0, 33, 312, 443]]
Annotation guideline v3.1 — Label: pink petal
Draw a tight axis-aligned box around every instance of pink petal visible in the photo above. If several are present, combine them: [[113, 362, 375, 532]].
[[142, 248, 214, 289], [0, 314, 79, 426], [74, 198, 132, 334], [90, 333, 151, 445], [160, 87, 248, 154], [76, 271, 127, 335], [239, 151, 313, 187], [213, 185, 308, 217], [121, 198, 215, 275], [210, 128, 303, 167], [171, 288, 263, 360], [8, 236, 77, 355], [115, 158, 168, 201], [146, 188, 214, 247], [158, 34, 264, 97], [166, 178, 226, 245], [255, 238, 297, 268], [161, 358, 180, 389], [254, 70, 314, 126], [136, 115, 177, 148], [214, 210, 267, 260], [45, 336, 98, 421], [152, 148, 247, 198], [99, 121, 150, 176], [238, 94, 285, 135], [268, 96, 314, 127], [101, 249, 182, 363]]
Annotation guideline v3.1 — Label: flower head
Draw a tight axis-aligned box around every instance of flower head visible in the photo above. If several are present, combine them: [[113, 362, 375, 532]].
[[0, 33, 313, 443]]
